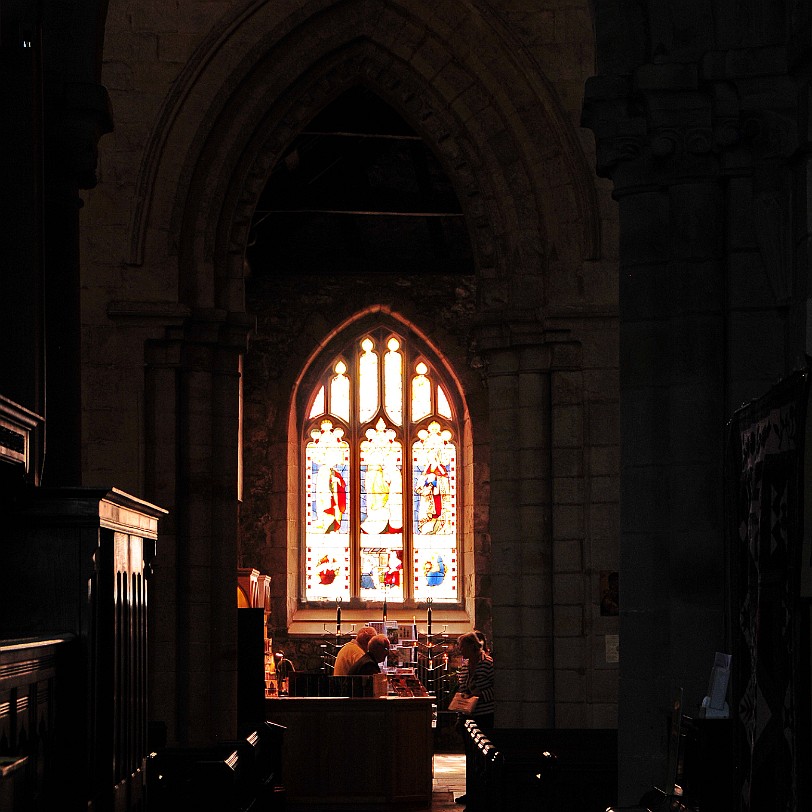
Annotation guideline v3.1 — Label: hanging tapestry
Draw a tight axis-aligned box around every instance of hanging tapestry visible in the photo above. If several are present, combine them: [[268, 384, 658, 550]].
[[726, 367, 811, 812]]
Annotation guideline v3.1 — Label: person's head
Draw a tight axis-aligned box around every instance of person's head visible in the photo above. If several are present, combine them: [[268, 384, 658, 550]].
[[355, 626, 377, 651], [457, 631, 484, 660], [367, 634, 391, 663], [473, 629, 489, 652]]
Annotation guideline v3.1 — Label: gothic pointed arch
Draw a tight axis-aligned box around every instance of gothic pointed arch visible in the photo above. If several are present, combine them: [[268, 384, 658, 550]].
[[127, 0, 600, 316]]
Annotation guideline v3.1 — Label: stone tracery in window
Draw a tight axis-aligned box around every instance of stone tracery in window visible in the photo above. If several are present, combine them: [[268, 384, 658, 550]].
[[303, 329, 459, 605]]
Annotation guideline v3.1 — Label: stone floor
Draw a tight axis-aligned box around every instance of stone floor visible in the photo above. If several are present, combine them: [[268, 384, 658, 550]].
[[428, 753, 466, 811]]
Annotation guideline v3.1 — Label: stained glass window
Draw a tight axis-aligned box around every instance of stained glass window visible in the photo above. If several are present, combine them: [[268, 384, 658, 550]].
[[305, 420, 351, 601], [384, 338, 403, 426], [358, 338, 378, 424], [303, 329, 459, 604], [330, 360, 350, 421], [412, 362, 431, 421]]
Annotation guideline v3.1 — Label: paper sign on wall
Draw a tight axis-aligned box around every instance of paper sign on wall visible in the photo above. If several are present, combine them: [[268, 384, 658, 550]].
[[605, 634, 619, 663]]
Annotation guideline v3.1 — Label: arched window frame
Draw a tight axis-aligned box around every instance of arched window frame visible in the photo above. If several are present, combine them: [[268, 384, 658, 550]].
[[299, 325, 463, 608]]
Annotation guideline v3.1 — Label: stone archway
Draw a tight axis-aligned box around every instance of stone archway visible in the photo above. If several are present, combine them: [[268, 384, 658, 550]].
[[131, 0, 600, 743], [131, 0, 598, 312]]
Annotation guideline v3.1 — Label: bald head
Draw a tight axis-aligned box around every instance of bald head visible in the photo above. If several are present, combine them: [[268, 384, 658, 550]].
[[355, 626, 377, 652]]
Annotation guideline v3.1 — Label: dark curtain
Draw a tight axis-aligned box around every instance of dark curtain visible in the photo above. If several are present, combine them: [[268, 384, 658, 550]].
[[726, 368, 811, 812]]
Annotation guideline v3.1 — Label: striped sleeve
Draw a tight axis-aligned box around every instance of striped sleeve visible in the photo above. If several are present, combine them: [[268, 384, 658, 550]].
[[458, 654, 495, 717]]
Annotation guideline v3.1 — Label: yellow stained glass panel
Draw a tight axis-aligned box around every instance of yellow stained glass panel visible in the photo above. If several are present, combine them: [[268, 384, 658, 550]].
[[437, 384, 452, 419], [412, 362, 430, 421], [330, 360, 350, 421], [384, 337, 403, 426], [309, 385, 325, 418], [359, 418, 404, 602], [359, 338, 378, 424]]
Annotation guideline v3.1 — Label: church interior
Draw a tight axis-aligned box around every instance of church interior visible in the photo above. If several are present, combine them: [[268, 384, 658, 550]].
[[1, 1, 810, 810]]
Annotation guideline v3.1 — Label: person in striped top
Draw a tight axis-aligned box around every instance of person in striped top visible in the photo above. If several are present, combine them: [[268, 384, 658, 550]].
[[454, 631, 495, 808], [456, 631, 495, 728]]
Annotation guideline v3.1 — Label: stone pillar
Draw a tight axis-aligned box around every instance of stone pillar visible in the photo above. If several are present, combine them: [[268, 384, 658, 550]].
[[145, 311, 248, 747], [582, 70, 728, 800], [208, 320, 246, 739], [145, 334, 182, 745], [582, 46, 807, 799], [486, 342, 553, 727], [619, 174, 727, 800], [478, 323, 583, 729]]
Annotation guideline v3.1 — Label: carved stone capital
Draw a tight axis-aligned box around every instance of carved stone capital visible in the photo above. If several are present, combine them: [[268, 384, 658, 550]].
[[581, 76, 648, 179], [739, 109, 799, 161], [583, 49, 803, 194], [470, 312, 581, 375], [472, 309, 550, 353]]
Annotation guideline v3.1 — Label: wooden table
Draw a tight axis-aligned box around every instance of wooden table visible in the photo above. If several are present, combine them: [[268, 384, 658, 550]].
[[265, 695, 434, 810]]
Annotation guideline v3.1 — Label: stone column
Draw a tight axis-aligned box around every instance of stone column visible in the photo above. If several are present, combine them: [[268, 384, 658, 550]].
[[618, 172, 727, 800], [582, 64, 766, 802], [145, 311, 248, 747], [145, 333, 182, 745], [487, 342, 552, 727], [478, 323, 582, 728]]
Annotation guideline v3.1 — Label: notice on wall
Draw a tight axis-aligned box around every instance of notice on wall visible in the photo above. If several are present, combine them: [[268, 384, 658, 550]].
[[605, 634, 619, 663]]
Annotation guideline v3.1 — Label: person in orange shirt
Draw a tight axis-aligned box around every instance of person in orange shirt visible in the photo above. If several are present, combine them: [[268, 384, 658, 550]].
[[333, 626, 377, 676]]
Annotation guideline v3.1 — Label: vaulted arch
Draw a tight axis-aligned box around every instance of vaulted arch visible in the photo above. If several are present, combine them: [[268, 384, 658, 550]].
[[127, 0, 600, 317], [116, 0, 605, 741]]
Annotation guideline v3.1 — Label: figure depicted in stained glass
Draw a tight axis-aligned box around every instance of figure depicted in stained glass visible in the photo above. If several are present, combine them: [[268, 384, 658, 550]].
[[317, 554, 340, 585], [360, 552, 377, 590], [415, 462, 449, 534], [360, 419, 403, 535], [384, 549, 403, 587], [413, 421, 454, 535], [304, 326, 461, 604], [320, 466, 347, 533], [310, 421, 350, 534], [360, 462, 403, 534], [424, 553, 446, 586]]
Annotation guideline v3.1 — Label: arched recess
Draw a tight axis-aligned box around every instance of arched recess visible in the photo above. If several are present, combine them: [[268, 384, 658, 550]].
[[133, 0, 601, 671], [286, 307, 474, 626], [129, 0, 600, 314]]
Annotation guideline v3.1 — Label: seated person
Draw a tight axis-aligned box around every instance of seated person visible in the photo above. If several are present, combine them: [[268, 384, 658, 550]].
[[349, 634, 390, 675], [333, 626, 377, 676]]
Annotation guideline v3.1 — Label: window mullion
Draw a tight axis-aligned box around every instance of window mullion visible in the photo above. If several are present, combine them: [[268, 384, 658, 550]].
[[403, 427, 414, 604], [402, 346, 412, 604], [350, 429, 360, 601], [350, 349, 360, 601]]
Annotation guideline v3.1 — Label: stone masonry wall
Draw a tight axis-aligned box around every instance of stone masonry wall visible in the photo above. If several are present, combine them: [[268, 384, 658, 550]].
[[79, 0, 620, 741]]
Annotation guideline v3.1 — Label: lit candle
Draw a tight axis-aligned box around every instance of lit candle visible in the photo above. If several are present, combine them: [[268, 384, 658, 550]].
[[383, 595, 387, 622]]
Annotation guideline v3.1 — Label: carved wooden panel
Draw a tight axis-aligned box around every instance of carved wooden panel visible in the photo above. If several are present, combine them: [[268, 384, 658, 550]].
[[0, 488, 164, 811]]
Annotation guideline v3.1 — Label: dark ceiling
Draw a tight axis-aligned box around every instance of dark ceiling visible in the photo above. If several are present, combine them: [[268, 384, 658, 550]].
[[245, 87, 474, 277]]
